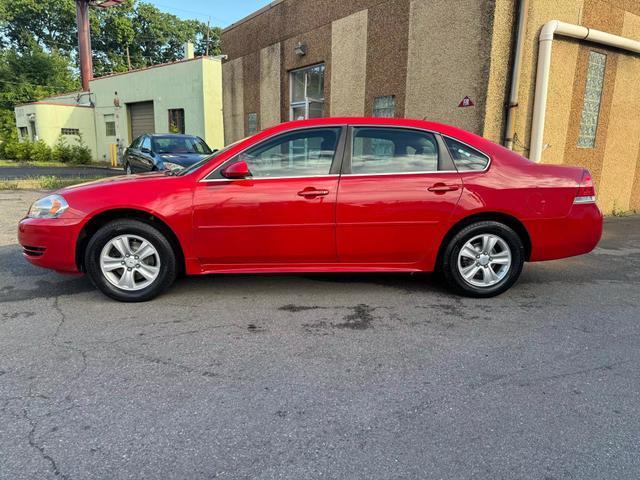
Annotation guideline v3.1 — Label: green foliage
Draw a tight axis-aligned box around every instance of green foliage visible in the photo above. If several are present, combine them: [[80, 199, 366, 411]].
[[52, 135, 73, 163], [0, 128, 19, 159], [51, 134, 92, 164], [14, 138, 33, 161], [1, 137, 51, 162], [0, 0, 220, 147], [70, 133, 92, 164], [30, 139, 52, 162]]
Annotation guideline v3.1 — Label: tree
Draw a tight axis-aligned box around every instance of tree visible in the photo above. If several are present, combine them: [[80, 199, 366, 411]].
[[0, 0, 222, 147]]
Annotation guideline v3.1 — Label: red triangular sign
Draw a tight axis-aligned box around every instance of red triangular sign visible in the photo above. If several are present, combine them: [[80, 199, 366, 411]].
[[458, 96, 475, 107]]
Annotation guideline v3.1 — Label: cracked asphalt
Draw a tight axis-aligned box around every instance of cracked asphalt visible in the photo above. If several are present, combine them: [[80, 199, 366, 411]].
[[1, 190, 639, 480]]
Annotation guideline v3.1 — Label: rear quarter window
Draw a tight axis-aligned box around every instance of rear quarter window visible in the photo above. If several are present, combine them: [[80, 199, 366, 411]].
[[444, 137, 489, 171]]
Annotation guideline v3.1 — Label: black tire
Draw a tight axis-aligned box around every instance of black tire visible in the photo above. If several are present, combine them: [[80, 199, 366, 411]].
[[441, 221, 524, 298], [84, 219, 177, 302]]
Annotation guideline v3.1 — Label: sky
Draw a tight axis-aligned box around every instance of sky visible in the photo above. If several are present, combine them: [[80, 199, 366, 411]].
[[146, 0, 273, 28]]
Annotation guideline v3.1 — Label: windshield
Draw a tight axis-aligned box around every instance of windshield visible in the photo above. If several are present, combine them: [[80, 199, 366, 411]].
[[176, 138, 246, 176], [152, 136, 212, 154]]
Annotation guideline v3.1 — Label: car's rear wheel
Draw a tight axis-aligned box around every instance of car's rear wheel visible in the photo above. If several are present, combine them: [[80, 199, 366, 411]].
[[84, 219, 176, 302], [442, 221, 524, 297]]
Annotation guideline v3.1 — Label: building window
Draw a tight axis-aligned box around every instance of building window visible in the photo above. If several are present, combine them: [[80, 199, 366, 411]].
[[373, 96, 396, 118], [168, 108, 185, 134], [577, 51, 607, 148], [104, 114, 116, 137], [19, 127, 28, 139], [29, 119, 37, 141], [61, 128, 80, 135], [290, 63, 325, 121], [247, 113, 258, 135]]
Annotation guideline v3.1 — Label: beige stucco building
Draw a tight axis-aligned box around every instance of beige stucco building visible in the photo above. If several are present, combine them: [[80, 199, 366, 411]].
[[221, 0, 640, 214], [15, 54, 225, 163]]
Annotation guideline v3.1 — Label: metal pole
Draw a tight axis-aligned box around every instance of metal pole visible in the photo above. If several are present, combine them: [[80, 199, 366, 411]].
[[75, 0, 93, 91], [206, 19, 211, 56], [126, 44, 132, 70]]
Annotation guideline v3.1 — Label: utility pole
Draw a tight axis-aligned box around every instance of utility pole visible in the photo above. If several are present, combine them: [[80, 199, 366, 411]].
[[205, 19, 211, 56], [74, 1, 124, 91], [75, 0, 93, 91], [126, 44, 132, 70]]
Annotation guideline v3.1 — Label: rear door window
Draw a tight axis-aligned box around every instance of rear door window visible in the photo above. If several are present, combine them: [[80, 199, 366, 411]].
[[444, 137, 489, 171], [350, 127, 439, 174]]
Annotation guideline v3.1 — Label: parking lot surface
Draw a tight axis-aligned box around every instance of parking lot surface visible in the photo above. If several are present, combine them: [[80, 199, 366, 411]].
[[0, 166, 121, 180], [1, 190, 639, 480]]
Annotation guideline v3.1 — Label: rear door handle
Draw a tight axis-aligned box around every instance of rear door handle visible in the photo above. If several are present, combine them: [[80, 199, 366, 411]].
[[297, 188, 330, 198], [428, 183, 460, 193]]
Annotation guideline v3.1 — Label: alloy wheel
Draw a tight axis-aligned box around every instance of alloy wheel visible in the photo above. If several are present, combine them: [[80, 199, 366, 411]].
[[457, 233, 512, 288], [99, 234, 160, 291]]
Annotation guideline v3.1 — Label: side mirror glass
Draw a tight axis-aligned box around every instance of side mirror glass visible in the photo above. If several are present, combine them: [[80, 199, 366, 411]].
[[221, 160, 251, 179]]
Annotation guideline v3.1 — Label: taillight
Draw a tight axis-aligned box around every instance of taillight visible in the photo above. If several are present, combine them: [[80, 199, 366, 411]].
[[574, 170, 596, 204]]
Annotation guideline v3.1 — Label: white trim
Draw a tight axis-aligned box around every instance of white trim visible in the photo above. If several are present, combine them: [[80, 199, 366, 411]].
[[343, 170, 459, 177], [201, 174, 340, 183]]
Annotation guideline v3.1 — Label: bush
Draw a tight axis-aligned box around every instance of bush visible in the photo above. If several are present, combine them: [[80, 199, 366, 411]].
[[14, 140, 33, 162], [69, 133, 92, 164], [52, 136, 74, 163], [52, 134, 93, 164], [30, 140, 52, 163], [2, 138, 21, 160], [0, 129, 19, 160]]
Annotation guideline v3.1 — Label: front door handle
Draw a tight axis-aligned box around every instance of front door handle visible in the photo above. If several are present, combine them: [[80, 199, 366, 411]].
[[428, 183, 460, 193], [297, 188, 330, 198]]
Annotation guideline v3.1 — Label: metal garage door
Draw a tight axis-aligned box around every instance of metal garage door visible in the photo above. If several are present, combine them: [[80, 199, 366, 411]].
[[128, 101, 155, 140]]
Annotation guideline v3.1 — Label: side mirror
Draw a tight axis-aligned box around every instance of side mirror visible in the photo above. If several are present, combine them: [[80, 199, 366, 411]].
[[141, 147, 152, 155], [221, 160, 251, 179]]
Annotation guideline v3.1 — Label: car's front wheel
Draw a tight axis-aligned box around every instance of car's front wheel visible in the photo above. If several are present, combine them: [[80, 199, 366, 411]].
[[442, 221, 524, 297], [84, 219, 177, 302]]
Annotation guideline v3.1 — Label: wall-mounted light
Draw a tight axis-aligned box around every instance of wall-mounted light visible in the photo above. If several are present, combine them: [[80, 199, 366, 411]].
[[294, 42, 306, 56]]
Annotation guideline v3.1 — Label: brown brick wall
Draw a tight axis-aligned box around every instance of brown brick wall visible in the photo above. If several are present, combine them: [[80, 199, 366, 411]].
[[363, 0, 411, 117]]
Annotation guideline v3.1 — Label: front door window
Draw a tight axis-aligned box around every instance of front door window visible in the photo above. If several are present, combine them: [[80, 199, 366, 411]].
[[290, 64, 325, 120], [239, 127, 340, 178]]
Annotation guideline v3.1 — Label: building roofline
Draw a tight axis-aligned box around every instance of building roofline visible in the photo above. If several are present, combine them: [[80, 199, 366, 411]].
[[45, 90, 89, 99], [222, 0, 284, 33], [90, 55, 219, 83], [15, 101, 94, 109]]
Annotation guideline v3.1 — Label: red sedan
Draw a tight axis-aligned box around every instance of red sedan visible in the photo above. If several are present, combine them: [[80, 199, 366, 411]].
[[18, 117, 602, 302]]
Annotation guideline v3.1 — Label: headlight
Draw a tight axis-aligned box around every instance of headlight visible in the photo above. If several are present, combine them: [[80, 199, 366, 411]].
[[27, 194, 69, 219], [162, 161, 184, 172]]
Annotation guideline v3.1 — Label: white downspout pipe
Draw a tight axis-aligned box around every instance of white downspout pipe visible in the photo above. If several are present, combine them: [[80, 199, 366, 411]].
[[529, 20, 640, 163]]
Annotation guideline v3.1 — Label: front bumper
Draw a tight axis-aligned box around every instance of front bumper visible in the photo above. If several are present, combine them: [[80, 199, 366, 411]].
[[18, 217, 84, 273], [527, 203, 603, 262]]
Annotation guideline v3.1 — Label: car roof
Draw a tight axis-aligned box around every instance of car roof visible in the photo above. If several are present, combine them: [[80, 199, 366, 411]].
[[256, 116, 493, 152], [148, 133, 200, 138]]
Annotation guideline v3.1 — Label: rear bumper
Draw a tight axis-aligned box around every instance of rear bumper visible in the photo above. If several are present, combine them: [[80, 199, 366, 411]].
[[18, 217, 84, 273], [527, 203, 603, 262]]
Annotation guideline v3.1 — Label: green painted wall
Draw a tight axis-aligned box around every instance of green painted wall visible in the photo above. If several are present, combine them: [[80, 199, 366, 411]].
[[13, 57, 225, 164], [14, 103, 97, 156], [90, 57, 225, 162]]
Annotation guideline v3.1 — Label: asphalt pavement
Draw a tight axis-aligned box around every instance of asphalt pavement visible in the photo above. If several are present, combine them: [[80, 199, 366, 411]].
[[1, 190, 639, 480], [0, 166, 122, 179]]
